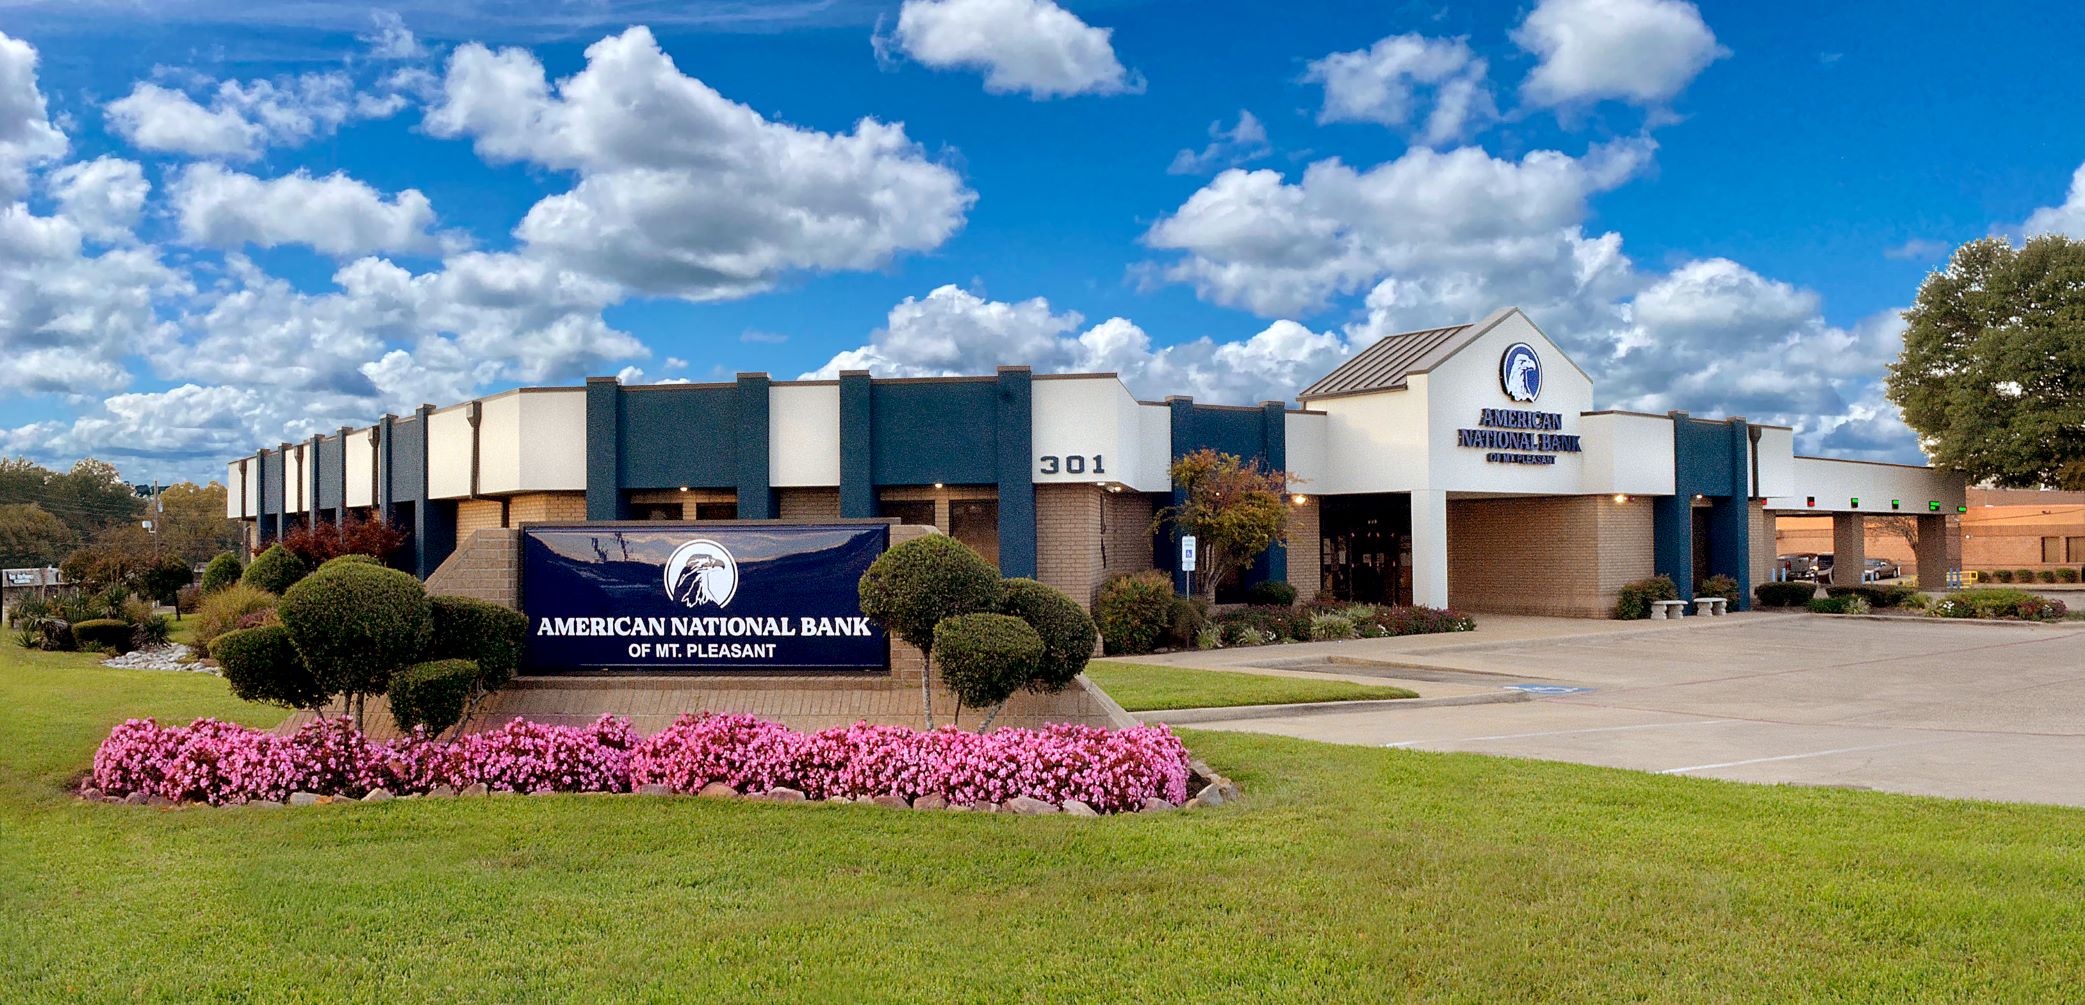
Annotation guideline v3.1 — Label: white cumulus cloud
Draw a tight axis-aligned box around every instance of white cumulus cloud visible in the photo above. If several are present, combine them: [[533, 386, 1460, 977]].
[[170, 164, 442, 257], [1305, 33, 1495, 145], [105, 70, 405, 160], [1513, 0, 1727, 108], [1168, 110, 1270, 175], [47, 157, 149, 241], [887, 0, 1140, 98], [0, 29, 69, 199]]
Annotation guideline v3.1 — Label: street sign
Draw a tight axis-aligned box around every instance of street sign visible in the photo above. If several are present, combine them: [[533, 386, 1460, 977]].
[[1180, 535, 1197, 572]]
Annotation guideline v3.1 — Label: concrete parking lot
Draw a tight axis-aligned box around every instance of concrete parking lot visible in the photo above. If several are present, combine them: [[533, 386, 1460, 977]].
[[1137, 613, 2085, 807]]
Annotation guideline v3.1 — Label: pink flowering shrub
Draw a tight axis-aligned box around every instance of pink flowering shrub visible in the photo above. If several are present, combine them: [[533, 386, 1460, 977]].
[[91, 713, 1192, 813]]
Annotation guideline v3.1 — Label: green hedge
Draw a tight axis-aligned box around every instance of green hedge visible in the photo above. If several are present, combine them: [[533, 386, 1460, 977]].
[[215, 624, 329, 710], [279, 562, 431, 704], [1094, 570, 1175, 655], [996, 578, 1097, 693], [423, 596, 527, 690], [1245, 580, 1297, 606], [933, 613, 1042, 711], [200, 552, 243, 594], [387, 658, 481, 733], [1823, 584, 1918, 608], [71, 618, 133, 653], [241, 544, 308, 596], [1754, 581, 1817, 608], [1614, 575, 1678, 620]]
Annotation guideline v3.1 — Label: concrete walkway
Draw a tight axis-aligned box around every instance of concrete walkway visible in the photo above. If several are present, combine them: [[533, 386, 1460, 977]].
[[1139, 613, 2085, 808]]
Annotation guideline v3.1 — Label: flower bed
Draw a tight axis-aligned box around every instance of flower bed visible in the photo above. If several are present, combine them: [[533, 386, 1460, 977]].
[[87, 713, 1195, 814]]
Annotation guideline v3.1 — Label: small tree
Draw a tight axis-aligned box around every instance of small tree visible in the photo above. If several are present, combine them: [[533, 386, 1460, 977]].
[[278, 561, 432, 729], [1153, 448, 1295, 603], [857, 534, 1003, 728], [139, 557, 193, 606], [934, 613, 1042, 727], [279, 515, 409, 566]]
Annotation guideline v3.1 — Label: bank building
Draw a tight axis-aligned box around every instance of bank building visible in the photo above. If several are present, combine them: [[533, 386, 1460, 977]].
[[226, 307, 1964, 621]]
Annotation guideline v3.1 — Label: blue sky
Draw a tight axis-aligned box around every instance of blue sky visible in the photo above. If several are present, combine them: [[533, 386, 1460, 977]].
[[3, 0, 2085, 483]]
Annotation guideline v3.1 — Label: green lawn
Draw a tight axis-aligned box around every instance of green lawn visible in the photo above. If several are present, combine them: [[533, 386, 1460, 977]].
[[3, 647, 2084, 1002], [1084, 660, 1418, 711]]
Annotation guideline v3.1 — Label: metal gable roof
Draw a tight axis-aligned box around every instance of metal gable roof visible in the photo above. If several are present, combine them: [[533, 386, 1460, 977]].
[[1298, 307, 1525, 401]]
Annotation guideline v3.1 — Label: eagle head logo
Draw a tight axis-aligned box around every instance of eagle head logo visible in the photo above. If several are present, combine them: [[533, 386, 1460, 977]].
[[1501, 342, 1542, 403], [663, 539, 739, 609]]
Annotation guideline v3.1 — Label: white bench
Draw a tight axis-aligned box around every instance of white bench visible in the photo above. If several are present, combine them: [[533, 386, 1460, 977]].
[[1649, 600, 1689, 619], [1693, 597, 1728, 617]]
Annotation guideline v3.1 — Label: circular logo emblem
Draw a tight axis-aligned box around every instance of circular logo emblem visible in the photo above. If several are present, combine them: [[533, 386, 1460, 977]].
[[1500, 342, 1542, 403], [663, 539, 738, 609]]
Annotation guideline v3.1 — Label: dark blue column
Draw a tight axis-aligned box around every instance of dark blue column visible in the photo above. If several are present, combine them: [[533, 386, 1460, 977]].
[[376, 416, 397, 526], [734, 373, 776, 519], [1254, 400, 1288, 587], [334, 427, 351, 524], [994, 367, 1036, 578], [1716, 419, 1755, 610], [261, 449, 281, 544], [1164, 397, 1194, 594], [1652, 493, 1693, 602], [838, 371, 874, 518], [584, 377, 626, 521], [411, 404, 456, 579], [307, 436, 321, 528]]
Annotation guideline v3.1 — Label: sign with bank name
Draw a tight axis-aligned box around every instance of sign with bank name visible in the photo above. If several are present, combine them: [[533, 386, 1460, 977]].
[[1456, 408, 1584, 465], [521, 523, 889, 673]]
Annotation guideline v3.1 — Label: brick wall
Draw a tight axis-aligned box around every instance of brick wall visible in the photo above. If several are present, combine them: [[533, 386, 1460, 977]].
[[777, 487, 841, 521], [1750, 505, 1777, 587], [1102, 490, 1156, 585], [1287, 497, 1321, 601], [456, 498, 504, 537], [1446, 495, 1653, 617], [424, 528, 521, 608], [1036, 483, 1104, 605], [510, 492, 586, 524]]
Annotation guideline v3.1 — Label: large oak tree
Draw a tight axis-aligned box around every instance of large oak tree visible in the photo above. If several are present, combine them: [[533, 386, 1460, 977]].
[[1888, 236, 2085, 489]]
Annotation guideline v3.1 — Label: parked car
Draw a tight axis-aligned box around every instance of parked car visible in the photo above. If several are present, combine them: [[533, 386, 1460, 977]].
[[1864, 558, 1899, 582], [1777, 554, 1821, 580]]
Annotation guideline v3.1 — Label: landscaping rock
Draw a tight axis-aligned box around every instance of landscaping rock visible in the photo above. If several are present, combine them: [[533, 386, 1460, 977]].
[[975, 801, 1001, 813], [288, 792, 321, 806], [1190, 786, 1224, 808], [1140, 797, 1176, 813], [145, 795, 174, 807], [1005, 795, 1057, 815], [79, 787, 102, 801], [459, 783, 488, 797], [635, 783, 672, 796], [363, 788, 394, 803], [100, 643, 205, 674], [759, 787, 808, 803], [697, 782, 737, 799], [430, 784, 457, 798], [123, 791, 148, 805], [1060, 799, 1098, 817], [869, 794, 910, 809], [912, 793, 948, 810]]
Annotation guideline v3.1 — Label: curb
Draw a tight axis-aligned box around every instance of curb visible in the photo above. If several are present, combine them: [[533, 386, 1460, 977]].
[[1137, 689, 1533, 725]]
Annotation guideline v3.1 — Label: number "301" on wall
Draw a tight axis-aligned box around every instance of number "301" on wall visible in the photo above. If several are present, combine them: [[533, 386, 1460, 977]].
[[1037, 455, 1106, 476]]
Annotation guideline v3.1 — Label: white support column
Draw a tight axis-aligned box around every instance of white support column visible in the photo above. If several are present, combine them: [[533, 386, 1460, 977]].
[[1410, 489, 1450, 608]]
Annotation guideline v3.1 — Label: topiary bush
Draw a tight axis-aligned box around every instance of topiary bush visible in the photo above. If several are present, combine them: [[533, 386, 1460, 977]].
[[996, 578, 1097, 693], [2037, 569, 2058, 583], [857, 535, 1003, 653], [279, 562, 432, 725], [932, 612, 1042, 715], [71, 618, 133, 653], [1825, 584, 1918, 608], [1094, 570, 1175, 655], [1988, 568, 2015, 583], [2013, 569, 2036, 584], [214, 624, 329, 710], [1754, 581, 1817, 607], [387, 659, 482, 733], [422, 595, 528, 691], [242, 544, 309, 596], [1698, 574, 1739, 603], [318, 554, 381, 572], [193, 584, 279, 657], [2059, 567, 2082, 584], [200, 552, 243, 594], [1614, 575, 1678, 619], [1245, 580, 1298, 607]]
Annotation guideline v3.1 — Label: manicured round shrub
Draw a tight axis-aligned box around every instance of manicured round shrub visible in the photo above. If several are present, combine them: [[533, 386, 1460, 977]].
[[200, 551, 244, 594], [2059, 567, 2082, 583], [1094, 570, 1174, 655], [856, 534, 1003, 654], [2037, 569, 2058, 583], [319, 554, 381, 571], [2013, 569, 2036, 584], [1164, 593, 1207, 650], [388, 658, 481, 733], [1613, 575, 1678, 619], [279, 562, 432, 707], [215, 623, 329, 710], [1698, 574, 1740, 603], [242, 544, 309, 596], [71, 618, 133, 653], [1988, 568, 2014, 583], [193, 583, 279, 657], [423, 595, 528, 690], [933, 613, 1043, 711], [1246, 580, 1298, 606], [1754, 581, 1817, 608], [997, 578, 1097, 693]]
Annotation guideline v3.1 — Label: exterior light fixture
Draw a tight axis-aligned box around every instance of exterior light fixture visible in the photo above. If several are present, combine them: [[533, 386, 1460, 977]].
[[678, 486, 688, 492], [1291, 494, 1309, 505], [933, 482, 944, 489], [1612, 494, 1628, 504]]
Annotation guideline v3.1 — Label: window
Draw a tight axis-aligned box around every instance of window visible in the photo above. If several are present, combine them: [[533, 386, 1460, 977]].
[[950, 499, 1000, 568], [2069, 537, 2085, 563], [633, 503, 681, 521], [694, 502, 736, 521], [2043, 537, 2063, 564], [880, 500, 934, 527]]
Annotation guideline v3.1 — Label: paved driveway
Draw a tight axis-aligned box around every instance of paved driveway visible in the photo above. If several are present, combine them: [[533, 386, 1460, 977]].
[[1139, 614, 2085, 807]]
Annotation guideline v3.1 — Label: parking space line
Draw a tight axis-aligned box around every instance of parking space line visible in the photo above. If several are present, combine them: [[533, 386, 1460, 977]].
[[1656, 738, 1950, 774], [1383, 718, 1735, 748]]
